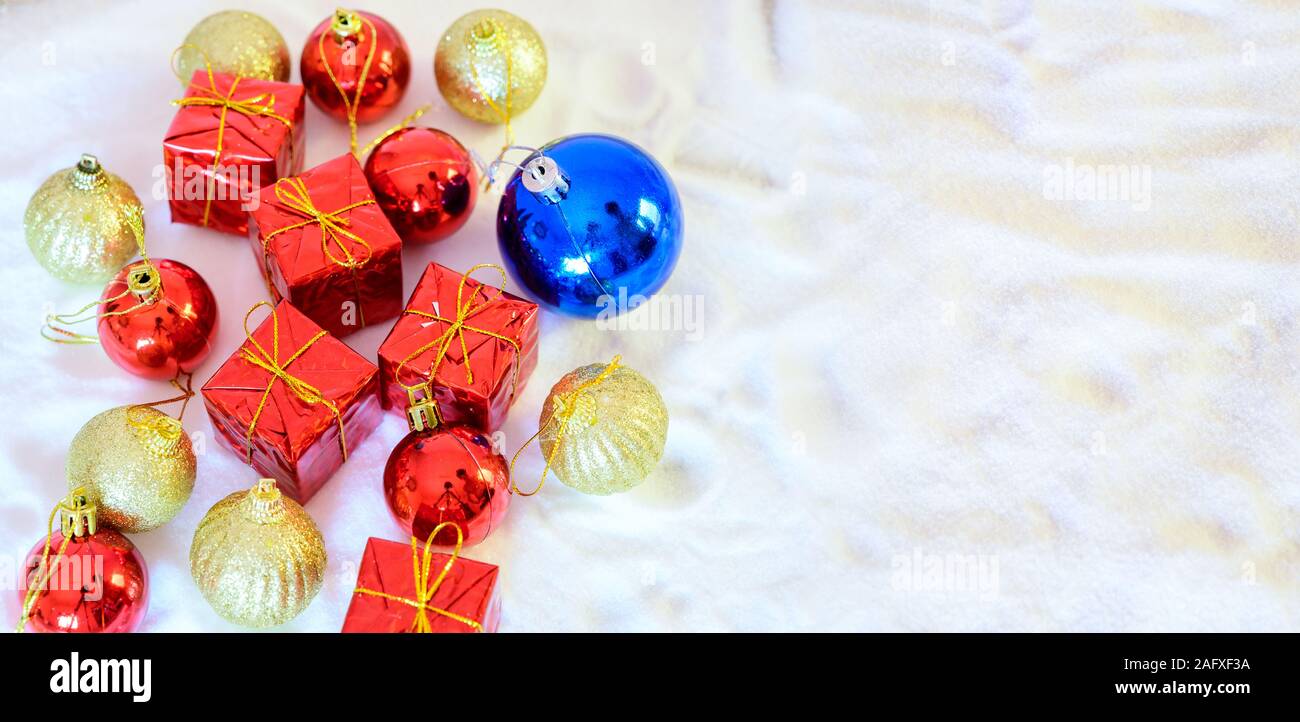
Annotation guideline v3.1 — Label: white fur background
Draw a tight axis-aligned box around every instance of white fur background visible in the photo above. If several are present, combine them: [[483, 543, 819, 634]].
[[0, 0, 1297, 631]]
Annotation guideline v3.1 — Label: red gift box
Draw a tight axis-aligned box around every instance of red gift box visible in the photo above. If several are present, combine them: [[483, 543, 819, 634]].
[[200, 300, 380, 504], [342, 532, 501, 633], [164, 69, 305, 235], [377, 263, 538, 431], [248, 153, 403, 338]]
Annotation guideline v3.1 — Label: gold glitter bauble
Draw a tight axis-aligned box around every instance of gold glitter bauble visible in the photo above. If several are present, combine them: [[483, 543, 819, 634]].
[[190, 479, 326, 628], [25, 154, 142, 285], [539, 361, 668, 495], [176, 10, 290, 86], [434, 9, 546, 125], [67, 406, 196, 534]]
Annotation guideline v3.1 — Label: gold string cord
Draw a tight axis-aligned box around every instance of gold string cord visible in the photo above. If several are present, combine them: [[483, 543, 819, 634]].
[[395, 264, 523, 404], [467, 18, 516, 149], [125, 369, 196, 443], [262, 177, 376, 270], [170, 44, 293, 227], [353, 522, 484, 632], [237, 302, 348, 464], [319, 15, 378, 158], [509, 356, 622, 496], [16, 488, 90, 633], [41, 211, 155, 345], [359, 103, 431, 159]]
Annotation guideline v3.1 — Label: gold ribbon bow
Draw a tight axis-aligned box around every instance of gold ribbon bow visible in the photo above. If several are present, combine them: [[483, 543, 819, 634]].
[[41, 210, 157, 345], [353, 522, 484, 633], [170, 44, 294, 227], [396, 263, 524, 403], [510, 356, 622, 496], [16, 488, 92, 633], [238, 302, 347, 464], [262, 176, 376, 270]]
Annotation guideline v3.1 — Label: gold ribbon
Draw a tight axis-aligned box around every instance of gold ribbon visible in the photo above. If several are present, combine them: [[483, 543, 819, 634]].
[[262, 177, 376, 270], [359, 103, 431, 159], [170, 44, 294, 227], [510, 356, 622, 496], [125, 369, 195, 450], [395, 264, 524, 405], [353, 523, 484, 633], [42, 211, 156, 345], [320, 12, 378, 158], [237, 302, 347, 465], [16, 488, 91, 633]]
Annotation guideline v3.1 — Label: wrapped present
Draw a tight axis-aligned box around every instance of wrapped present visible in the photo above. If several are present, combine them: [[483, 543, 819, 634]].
[[248, 153, 403, 338], [164, 67, 305, 235], [343, 525, 500, 633], [377, 263, 538, 431], [200, 300, 380, 504]]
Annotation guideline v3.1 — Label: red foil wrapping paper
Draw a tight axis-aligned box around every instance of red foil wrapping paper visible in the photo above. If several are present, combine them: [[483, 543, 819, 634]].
[[248, 153, 403, 338], [163, 70, 305, 235], [377, 262, 539, 431], [342, 536, 500, 633], [200, 300, 380, 504]]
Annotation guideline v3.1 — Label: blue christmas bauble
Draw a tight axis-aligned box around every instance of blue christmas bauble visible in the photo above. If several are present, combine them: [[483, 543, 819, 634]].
[[496, 134, 683, 318]]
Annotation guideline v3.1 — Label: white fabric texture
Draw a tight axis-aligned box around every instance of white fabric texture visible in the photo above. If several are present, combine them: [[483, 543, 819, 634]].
[[1, 0, 1297, 632]]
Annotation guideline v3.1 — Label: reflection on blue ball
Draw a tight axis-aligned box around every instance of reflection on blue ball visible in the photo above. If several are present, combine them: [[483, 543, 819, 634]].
[[496, 134, 683, 318]]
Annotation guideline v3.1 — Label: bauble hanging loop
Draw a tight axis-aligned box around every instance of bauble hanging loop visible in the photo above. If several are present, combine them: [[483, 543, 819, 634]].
[[330, 7, 364, 39], [60, 489, 97, 538], [405, 383, 442, 433]]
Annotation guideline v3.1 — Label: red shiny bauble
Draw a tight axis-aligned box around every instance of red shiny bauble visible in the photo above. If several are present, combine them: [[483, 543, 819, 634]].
[[383, 425, 511, 546], [19, 528, 149, 633], [364, 127, 479, 244], [97, 258, 218, 380], [301, 9, 410, 124]]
